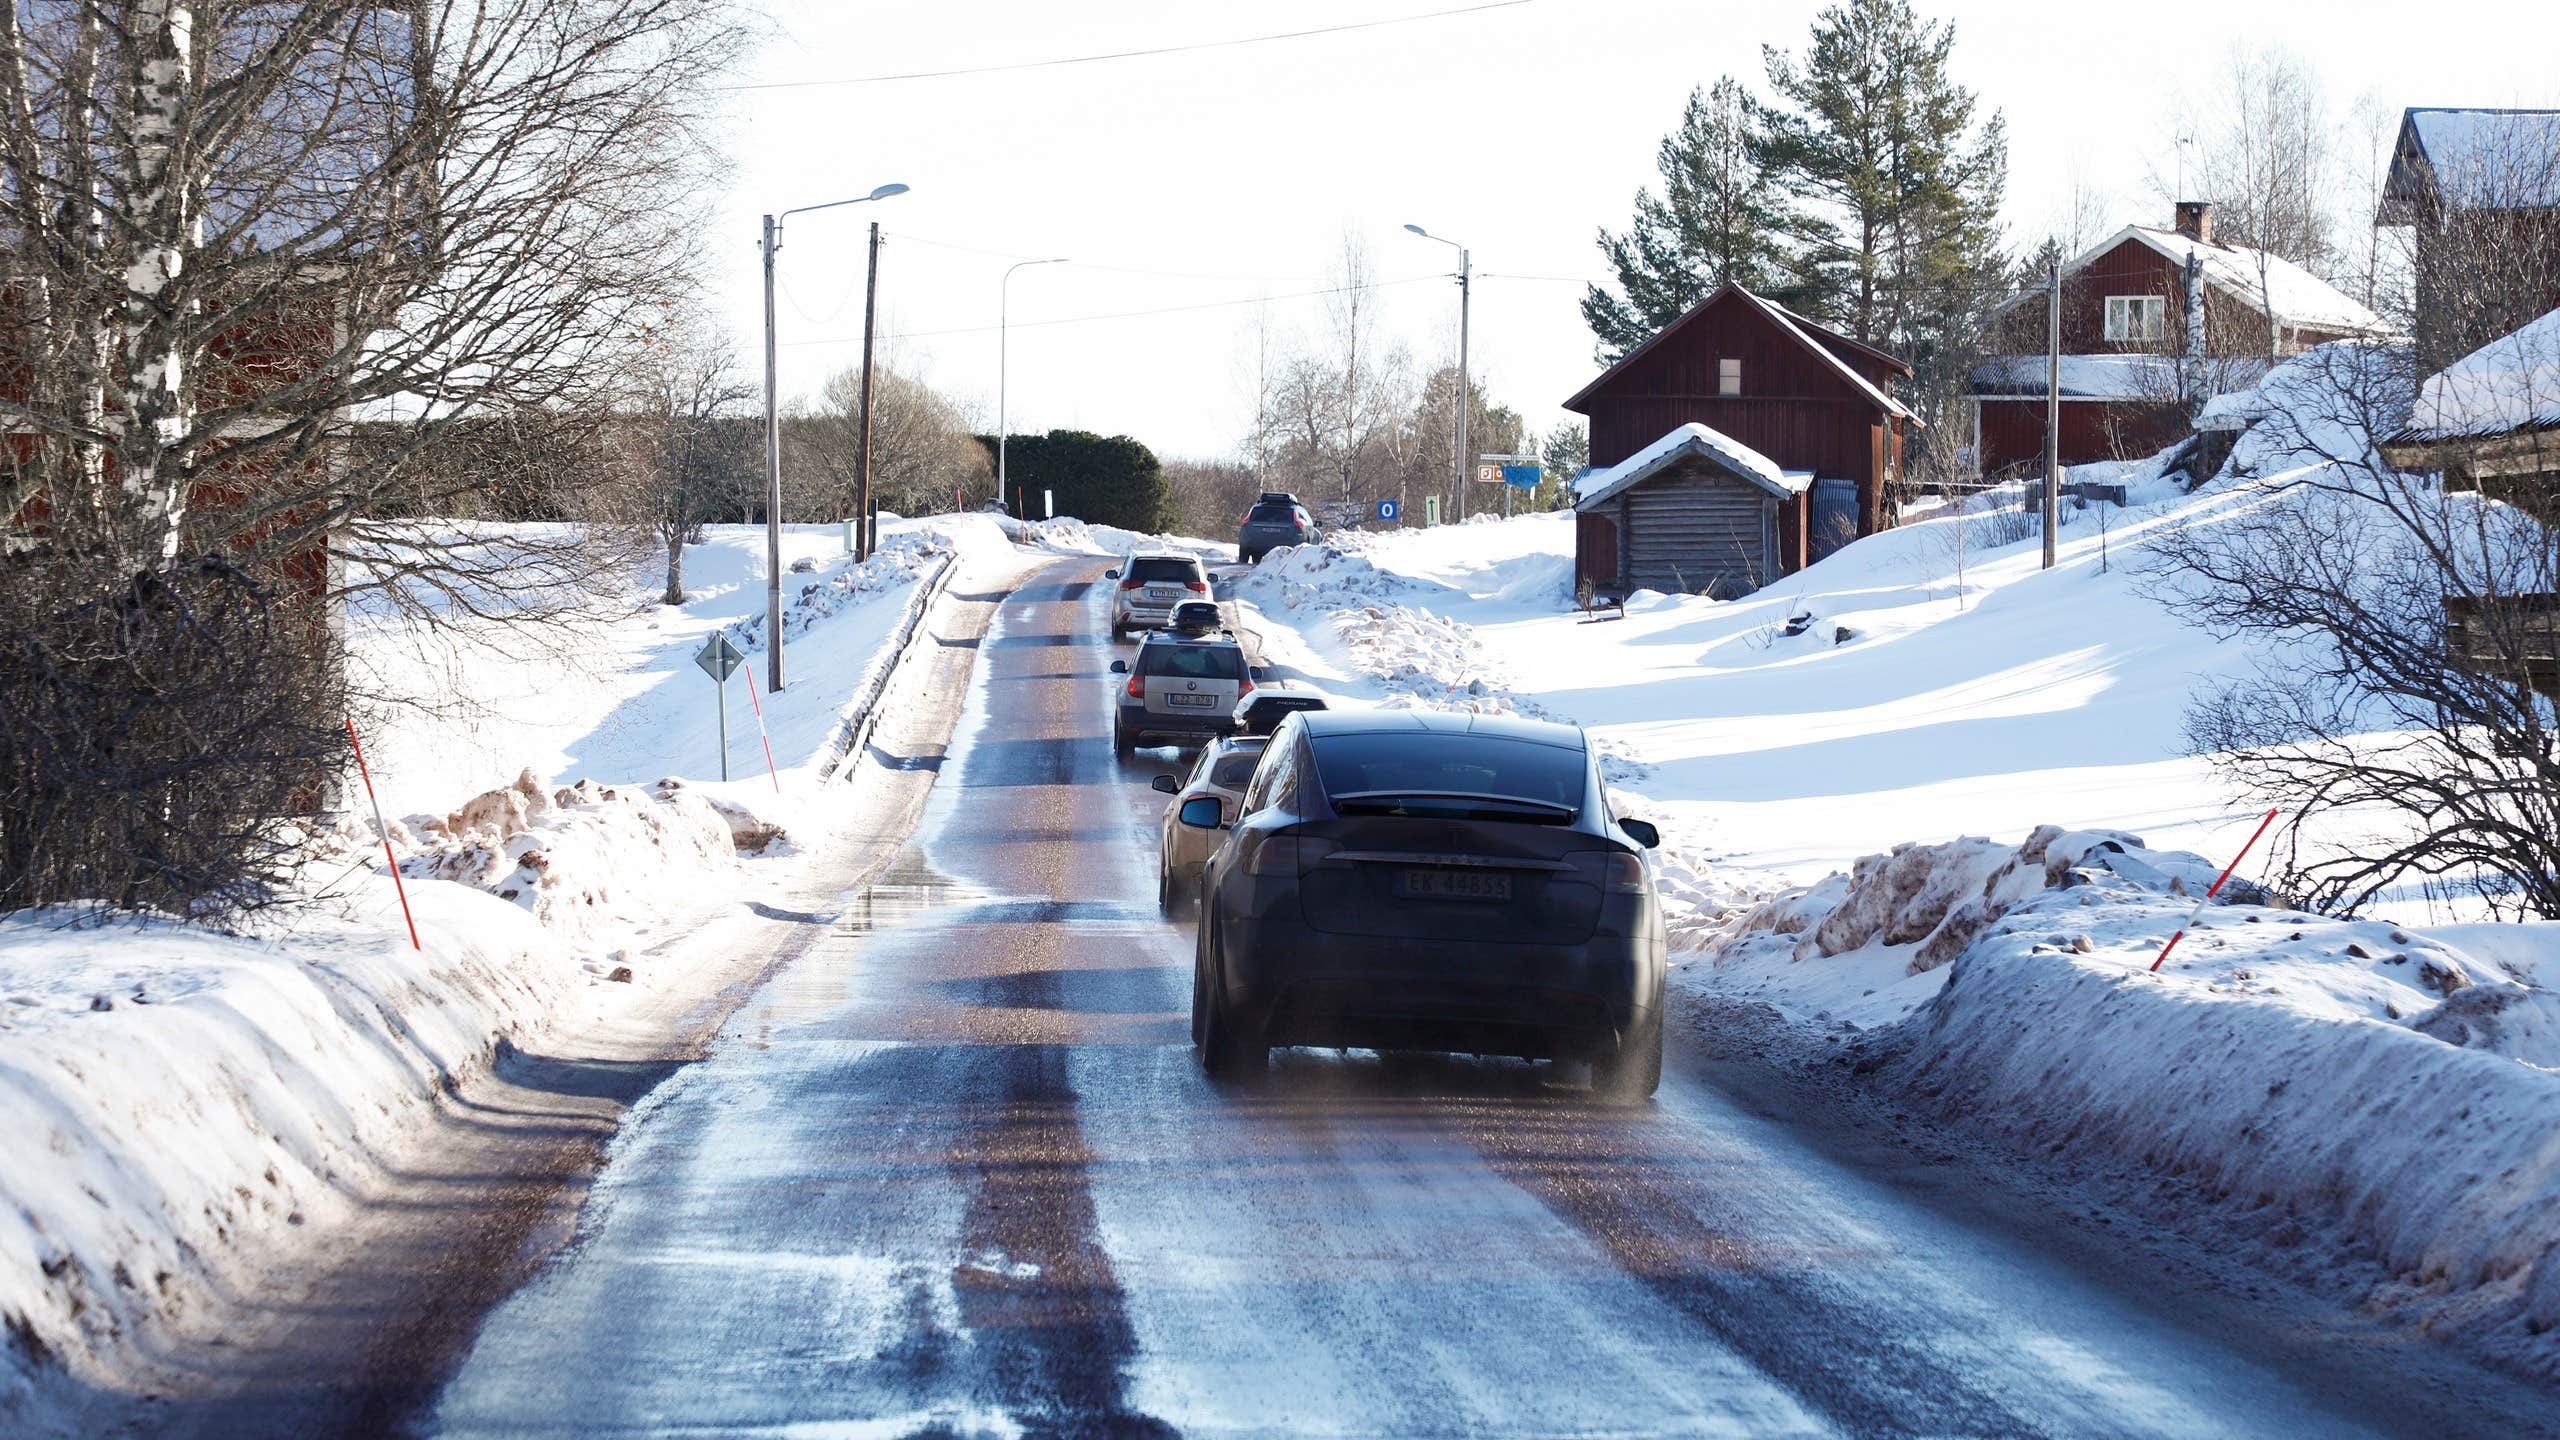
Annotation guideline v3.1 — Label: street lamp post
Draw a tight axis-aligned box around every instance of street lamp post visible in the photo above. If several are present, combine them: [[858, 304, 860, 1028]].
[[758, 181, 908, 693], [998, 257, 1069, 513], [1404, 224, 1471, 524]]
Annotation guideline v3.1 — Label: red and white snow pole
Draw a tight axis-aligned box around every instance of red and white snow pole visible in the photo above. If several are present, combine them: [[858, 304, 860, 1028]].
[[2149, 807, 2279, 973], [344, 717, 423, 951], [741, 665, 784, 793]]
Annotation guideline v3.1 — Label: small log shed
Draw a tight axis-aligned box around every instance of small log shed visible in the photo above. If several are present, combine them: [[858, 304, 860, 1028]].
[[1573, 424, 1811, 601]]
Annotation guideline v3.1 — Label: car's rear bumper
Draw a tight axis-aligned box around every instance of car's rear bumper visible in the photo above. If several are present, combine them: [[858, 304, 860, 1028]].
[[1116, 602, 1188, 628], [1238, 527, 1308, 551], [1118, 704, 1234, 745], [1218, 910, 1659, 1061]]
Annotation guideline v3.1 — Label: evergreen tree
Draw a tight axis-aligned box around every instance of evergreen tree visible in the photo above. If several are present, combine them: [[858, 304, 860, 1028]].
[[1581, 77, 1809, 362], [1760, 0, 2010, 491], [1758, 0, 2008, 351]]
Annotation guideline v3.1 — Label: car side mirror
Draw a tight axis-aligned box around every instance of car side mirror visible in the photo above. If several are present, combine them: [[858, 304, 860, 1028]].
[[1109, 659, 1127, 674], [1178, 797, 1225, 830], [1104, 568, 1120, 579], [1151, 774, 1179, 795], [1619, 818, 1661, 849]]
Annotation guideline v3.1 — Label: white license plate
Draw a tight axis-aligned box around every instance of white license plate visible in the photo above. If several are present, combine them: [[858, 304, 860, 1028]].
[[1398, 868, 1513, 901], [1165, 692, 1218, 708], [1148, 588, 1181, 601]]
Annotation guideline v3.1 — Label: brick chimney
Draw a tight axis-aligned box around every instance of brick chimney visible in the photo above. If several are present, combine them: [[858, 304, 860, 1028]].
[[2173, 200, 2215, 244]]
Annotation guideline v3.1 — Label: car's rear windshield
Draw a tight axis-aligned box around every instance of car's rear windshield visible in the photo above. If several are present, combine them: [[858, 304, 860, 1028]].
[[1309, 732, 1585, 815], [1247, 502, 1301, 523], [1141, 643, 1245, 680], [1128, 557, 1201, 584], [1209, 749, 1264, 788]]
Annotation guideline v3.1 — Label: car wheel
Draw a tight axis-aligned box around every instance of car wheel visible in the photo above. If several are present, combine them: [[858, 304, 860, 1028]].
[[1113, 722, 1134, 760], [1189, 916, 1211, 1047], [1196, 919, 1265, 1080], [1158, 861, 1177, 917], [1592, 1011, 1663, 1103]]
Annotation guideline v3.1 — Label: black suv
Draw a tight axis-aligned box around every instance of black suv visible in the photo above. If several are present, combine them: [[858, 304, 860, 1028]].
[[1238, 492, 1314, 564], [1189, 709, 1667, 1099]]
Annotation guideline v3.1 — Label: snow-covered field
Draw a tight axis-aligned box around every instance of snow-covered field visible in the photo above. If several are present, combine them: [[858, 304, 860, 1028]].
[[0, 513, 1060, 1426], [1227, 406, 2560, 1370]]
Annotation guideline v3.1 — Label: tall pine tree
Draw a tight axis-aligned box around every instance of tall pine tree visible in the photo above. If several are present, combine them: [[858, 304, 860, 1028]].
[[1581, 77, 1810, 362], [1758, 0, 2008, 350], [1760, 0, 2009, 488]]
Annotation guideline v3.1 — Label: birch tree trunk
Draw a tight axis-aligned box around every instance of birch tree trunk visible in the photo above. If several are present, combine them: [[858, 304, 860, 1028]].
[[118, 0, 197, 565]]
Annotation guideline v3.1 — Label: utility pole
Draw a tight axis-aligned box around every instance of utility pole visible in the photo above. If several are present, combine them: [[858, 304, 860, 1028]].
[[855, 221, 882, 563], [760, 212, 784, 689], [2042, 254, 2062, 571], [1403, 224, 1474, 525], [757, 182, 907, 693], [1454, 246, 1472, 524]]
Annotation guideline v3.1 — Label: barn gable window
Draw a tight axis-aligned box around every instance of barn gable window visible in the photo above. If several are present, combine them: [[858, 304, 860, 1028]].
[[2104, 295, 2167, 342], [1717, 358, 1742, 396]]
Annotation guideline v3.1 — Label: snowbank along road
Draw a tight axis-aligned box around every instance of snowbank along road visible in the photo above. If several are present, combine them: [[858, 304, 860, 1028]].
[[382, 557, 2552, 1439]]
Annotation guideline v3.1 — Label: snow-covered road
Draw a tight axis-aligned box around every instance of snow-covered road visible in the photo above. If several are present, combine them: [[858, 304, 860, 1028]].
[[402, 562, 2553, 1439]]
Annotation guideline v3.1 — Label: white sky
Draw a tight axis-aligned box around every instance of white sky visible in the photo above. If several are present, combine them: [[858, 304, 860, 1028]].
[[708, 0, 2559, 463]]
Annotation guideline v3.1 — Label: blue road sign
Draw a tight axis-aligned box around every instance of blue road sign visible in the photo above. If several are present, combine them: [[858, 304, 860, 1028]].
[[1501, 464, 1541, 489], [1375, 498, 1400, 522]]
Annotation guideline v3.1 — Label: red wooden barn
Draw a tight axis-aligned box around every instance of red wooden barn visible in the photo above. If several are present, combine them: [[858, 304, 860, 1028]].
[[1970, 204, 2385, 475], [1563, 283, 1916, 598]]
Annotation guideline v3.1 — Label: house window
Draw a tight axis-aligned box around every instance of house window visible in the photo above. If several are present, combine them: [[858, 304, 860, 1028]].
[[1717, 358, 1742, 396], [2104, 295, 2167, 342]]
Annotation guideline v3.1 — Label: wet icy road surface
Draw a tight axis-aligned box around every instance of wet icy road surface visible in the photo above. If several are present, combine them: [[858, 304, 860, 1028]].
[[425, 563, 2532, 1440]]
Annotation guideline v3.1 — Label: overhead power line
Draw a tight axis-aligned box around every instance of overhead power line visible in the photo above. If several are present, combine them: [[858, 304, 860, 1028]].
[[885, 230, 1326, 285], [781, 273, 1445, 348], [727, 1, 1537, 92]]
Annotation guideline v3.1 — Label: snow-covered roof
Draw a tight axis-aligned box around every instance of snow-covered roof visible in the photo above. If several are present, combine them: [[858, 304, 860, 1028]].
[[1970, 354, 2185, 400], [1994, 224, 2385, 337], [2403, 305, 2560, 441], [1572, 423, 1806, 511], [1564, 282, 1915, 423], [2387, 109, 2560, 214]]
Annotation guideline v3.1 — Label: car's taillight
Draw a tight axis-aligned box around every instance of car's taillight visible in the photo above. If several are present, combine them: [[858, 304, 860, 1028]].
[[1125, 673, 1144, 698], [1119, 576, 1143, 590], [1248, 835, 1336, 875], [1239, 510, 1253, 523], [1184, 580, 1209, 594], [1236, 677, 1254, 695], [1571, 851, 1650, 895]]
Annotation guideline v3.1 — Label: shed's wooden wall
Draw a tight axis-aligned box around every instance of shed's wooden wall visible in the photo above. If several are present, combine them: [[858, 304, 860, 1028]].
[[1606, 453, 1778, 598]]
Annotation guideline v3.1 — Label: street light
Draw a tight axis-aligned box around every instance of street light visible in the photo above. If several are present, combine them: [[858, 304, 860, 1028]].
[[1404, 223, 1472, 524], [759, 181, 908, 694], [998, 256, 1070, 513]]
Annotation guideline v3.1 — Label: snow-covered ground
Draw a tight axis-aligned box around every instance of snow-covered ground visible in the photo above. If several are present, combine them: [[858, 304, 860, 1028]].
[[1226, 411, 2560, 1370], [0, 512, 1064, 1427]]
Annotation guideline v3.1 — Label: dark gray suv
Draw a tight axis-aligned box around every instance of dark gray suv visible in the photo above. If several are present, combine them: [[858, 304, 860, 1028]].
[[1237, 493, 1314, 564], [1187, 709, 1667, 1099], [1111, 630, 1253, 758]]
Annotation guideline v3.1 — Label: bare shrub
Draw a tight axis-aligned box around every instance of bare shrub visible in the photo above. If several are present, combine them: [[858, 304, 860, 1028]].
[[0, 557, 347, 915]]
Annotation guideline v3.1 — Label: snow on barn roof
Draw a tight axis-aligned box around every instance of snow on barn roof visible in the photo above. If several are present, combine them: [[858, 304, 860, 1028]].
[[2386, 108, 2560, 215], [1572, 423, 1806, 511], [2402, 304, 2560, 441], [1994, 224, 2385, 337]]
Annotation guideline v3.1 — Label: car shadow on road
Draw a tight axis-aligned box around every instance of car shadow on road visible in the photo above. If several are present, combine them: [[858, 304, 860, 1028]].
[[936, 965, 1178, 1017]]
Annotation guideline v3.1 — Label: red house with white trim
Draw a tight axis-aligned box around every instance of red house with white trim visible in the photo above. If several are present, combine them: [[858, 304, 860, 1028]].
[[1970, 204, 2387, 475]]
